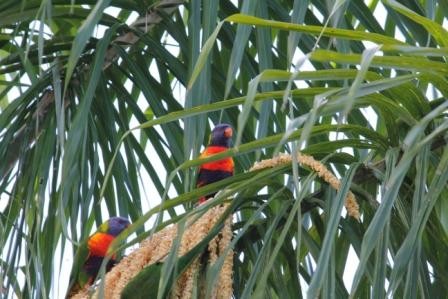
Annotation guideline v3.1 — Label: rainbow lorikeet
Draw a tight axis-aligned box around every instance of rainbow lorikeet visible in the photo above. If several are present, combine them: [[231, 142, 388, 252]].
[[196, 124, 234, 204], [67, 217, 130, 297]]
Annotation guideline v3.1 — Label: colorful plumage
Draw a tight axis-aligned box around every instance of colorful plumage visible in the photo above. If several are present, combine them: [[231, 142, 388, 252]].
[[196, 124, 234, 204], [67, 217, 130, 297]]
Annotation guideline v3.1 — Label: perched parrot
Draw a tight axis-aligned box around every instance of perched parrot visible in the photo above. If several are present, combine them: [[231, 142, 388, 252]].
[[67, 216, 130, 297], [196, 123, 234, 204]]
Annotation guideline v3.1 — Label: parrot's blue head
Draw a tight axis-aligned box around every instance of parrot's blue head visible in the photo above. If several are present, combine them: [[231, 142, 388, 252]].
[[106, 217, 130, 236], [209, 124, 233, 147]]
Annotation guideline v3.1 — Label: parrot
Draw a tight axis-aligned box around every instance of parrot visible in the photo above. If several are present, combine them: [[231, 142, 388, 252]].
[[196, 123, 234, 204], [67, 216, 130, 297]]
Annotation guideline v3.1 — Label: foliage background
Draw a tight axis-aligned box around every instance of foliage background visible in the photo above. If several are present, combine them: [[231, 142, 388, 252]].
[[0, 0, 448, 298]]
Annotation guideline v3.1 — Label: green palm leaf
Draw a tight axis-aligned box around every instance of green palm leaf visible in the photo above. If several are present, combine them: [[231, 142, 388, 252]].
[[0, 1, 447, 298]]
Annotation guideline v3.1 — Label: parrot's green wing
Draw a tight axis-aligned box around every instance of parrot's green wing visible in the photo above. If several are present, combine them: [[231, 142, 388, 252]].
[[66, 221, 110, 297], [66, 239, 90, 297], [120, 262, 164, 299]]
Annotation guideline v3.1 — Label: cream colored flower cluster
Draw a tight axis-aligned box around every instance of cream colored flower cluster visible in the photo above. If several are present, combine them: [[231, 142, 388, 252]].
[[196, 214, 234, 299], [214, 216, 234, 299], [172, 204, 233, 299], [70, 205, 233, 299], [250, 152, 360, 219], [97, 225, 178, 299]]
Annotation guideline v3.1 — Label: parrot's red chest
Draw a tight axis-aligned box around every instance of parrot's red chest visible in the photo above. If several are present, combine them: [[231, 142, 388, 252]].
[[199, 146, 234, 173], [87, 232, 115, 257]]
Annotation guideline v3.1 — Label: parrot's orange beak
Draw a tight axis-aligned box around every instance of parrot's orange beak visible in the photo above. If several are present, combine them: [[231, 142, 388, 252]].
[[224, 127, 233, 138]]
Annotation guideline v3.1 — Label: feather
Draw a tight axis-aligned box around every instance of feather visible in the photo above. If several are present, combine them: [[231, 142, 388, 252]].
[[196, 124, 234, 204]]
